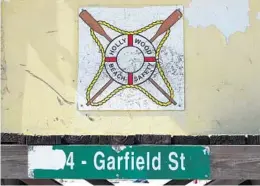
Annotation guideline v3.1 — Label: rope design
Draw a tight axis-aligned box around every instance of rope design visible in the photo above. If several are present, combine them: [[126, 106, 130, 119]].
[[86, 20, 174, 106]]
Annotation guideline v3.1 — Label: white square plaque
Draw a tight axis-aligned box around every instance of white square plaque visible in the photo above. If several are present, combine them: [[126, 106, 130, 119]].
[[77, 6, 184, 110]]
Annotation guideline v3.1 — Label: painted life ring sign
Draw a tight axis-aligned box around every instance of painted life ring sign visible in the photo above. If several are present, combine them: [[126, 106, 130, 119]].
[[105, 34, 157, 85], [78, 8, 183, 107]]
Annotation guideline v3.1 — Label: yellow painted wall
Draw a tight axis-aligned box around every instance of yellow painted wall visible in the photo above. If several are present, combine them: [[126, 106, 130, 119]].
[[1, 0, 260, 135]]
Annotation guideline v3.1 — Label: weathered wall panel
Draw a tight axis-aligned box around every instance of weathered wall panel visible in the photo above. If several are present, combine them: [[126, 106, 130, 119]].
[[1, 0, 260, 135]]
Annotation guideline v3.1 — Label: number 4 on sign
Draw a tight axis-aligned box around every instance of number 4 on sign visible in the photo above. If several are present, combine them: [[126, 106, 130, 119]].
[[66, 152, 75, 170]]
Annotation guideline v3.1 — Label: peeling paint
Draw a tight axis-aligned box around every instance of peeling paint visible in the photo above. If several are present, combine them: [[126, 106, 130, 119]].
[[203, 146, 210, 155], [28, 146, 66, 177], [112, 145, 127, 153], [185, 0, 250, 41]]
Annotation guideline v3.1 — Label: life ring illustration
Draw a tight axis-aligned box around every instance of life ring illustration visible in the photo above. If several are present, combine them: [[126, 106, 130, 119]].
[[105, 34, 157, 86], [79, 9, 183, 107]]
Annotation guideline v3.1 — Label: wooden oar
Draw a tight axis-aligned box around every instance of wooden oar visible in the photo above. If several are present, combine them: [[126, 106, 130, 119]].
[[150, 9, 182, 42], [149, 78, 177, 105], [79, 9, 112, 42], [79, 10, 114, 105], [147, 9, 182, 105], [86, 79, 113, 106], [87, 78, 177, 106]]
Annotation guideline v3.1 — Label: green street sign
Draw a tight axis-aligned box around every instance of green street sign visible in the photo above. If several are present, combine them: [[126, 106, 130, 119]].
[[28, 145, 210, 179]]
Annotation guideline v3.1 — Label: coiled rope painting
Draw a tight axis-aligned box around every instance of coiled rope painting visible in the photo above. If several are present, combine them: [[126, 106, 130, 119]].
[[77, 6, 184, 110]]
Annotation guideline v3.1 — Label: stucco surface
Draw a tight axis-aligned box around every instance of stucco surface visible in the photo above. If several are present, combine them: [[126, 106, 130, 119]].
[[1, 0, 260, 135]]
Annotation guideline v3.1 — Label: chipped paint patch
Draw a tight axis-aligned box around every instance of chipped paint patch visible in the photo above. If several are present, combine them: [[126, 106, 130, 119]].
[[185, 0, 250, 41], [203, 146, 210, 155], [28, 146, 66, 177], [112, 145, 127, 153]]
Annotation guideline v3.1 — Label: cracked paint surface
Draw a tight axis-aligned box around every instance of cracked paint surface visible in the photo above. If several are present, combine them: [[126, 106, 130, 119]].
[[1, 0, 260, 135]]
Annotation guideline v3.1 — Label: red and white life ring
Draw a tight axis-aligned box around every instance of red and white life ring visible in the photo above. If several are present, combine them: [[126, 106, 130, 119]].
[[105, 34, 157, 85]]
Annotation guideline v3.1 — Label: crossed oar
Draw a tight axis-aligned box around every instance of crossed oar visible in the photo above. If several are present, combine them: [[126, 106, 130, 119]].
[[79, 9, 182, 106]]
